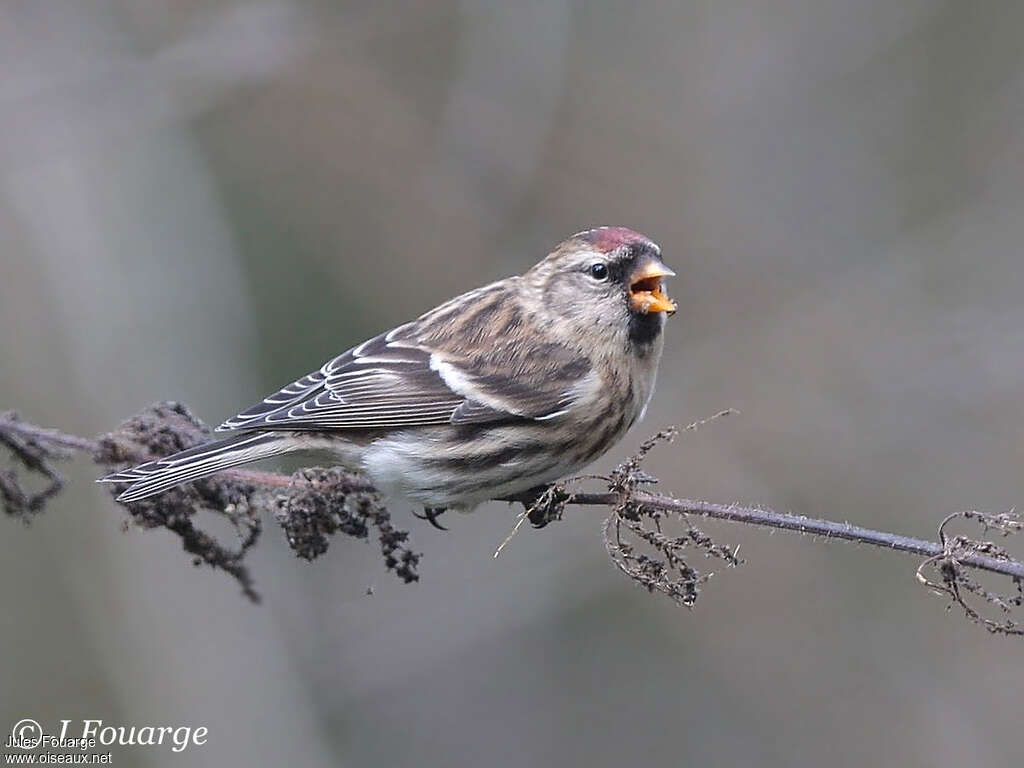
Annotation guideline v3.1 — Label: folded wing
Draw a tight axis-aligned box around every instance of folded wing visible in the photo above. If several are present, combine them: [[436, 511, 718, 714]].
[[216, 318, 595, 433]]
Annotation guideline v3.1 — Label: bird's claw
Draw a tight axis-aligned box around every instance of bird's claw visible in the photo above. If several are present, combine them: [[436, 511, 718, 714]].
[[413, 506, 449, 530]]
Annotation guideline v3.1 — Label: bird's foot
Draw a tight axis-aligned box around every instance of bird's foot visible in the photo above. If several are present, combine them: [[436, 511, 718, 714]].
[[500, 485, 569, 529], [413, 506, 449, 530]]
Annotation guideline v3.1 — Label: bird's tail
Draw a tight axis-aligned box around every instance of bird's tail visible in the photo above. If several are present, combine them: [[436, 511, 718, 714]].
[[98, 431, 293, 502]]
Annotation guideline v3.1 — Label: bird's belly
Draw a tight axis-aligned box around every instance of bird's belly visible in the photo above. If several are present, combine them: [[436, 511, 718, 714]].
[[360, 417, 627, 511]]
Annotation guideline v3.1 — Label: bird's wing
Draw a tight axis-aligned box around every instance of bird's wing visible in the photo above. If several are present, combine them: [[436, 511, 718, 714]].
[[216, 319, 595, 433], [216, 369, 329, 430]]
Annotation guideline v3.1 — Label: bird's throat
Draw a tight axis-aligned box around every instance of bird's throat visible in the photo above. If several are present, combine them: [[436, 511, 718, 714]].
[[628, 311, 665, 352]]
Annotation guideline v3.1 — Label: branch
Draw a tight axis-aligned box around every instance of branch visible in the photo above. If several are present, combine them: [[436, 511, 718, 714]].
[[559, 492, 1024, 581], [1, 403, 414, 604], [1, 406, 1022, 635]]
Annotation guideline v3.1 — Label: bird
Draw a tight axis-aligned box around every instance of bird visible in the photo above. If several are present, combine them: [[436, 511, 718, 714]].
[[99, 227, 676, 524]]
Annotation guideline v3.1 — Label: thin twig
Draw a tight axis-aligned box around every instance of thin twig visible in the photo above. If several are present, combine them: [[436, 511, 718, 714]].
[[3, 412, 1022, 580], [0, 413, 347, 493], [2, 408, 1023, 632], [567, 491, 1024, 583], [0, 413, 100, 453]]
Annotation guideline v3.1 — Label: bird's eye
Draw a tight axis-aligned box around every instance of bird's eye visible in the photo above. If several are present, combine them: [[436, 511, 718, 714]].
[[588, 262, 609, 281]]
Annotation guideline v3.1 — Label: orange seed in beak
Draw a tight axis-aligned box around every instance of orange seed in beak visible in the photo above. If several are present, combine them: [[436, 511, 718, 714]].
[[629, 261, 677, 315]]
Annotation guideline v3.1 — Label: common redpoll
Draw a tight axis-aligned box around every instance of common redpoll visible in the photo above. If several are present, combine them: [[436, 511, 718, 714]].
[[100, 227, 676, 520]]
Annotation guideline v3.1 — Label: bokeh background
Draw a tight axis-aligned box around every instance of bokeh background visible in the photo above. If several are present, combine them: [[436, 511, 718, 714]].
[[3, 2, 1024, 766]]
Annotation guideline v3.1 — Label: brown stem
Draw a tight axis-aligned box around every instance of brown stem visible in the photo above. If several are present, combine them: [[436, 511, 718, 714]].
[[0, 414, 374, 494], [567, 491, 1024, 583], [3, 412, 1023, 593]]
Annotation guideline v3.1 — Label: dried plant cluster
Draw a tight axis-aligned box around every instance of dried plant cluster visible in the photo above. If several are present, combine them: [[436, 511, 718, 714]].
[[276, 467, 419, 582], [1, 403, 1023, 636], [2, 403, 420, 602], [917, 510, 1024, 635], [601, 428, 741, 607]]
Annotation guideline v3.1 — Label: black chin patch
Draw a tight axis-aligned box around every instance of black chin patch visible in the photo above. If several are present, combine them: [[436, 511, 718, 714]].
[[628, 312, 663, 350]]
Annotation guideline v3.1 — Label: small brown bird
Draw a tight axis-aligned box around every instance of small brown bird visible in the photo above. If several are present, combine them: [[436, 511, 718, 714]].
[[100, 227, 676, 521]]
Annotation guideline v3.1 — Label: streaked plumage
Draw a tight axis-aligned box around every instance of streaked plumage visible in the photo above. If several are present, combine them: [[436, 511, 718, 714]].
[[100, 227, 676, 512]]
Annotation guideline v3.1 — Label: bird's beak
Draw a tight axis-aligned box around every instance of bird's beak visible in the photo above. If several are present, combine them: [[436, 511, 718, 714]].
[[628, 259, 677, 315]]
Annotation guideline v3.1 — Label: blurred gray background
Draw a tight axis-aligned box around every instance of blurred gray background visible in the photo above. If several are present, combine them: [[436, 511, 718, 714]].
[[2, 1, 1023, 766]]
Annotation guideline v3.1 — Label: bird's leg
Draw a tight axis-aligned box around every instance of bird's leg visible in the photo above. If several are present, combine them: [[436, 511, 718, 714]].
[[413, 506, 449, 531], [499, 484, 569, 529]]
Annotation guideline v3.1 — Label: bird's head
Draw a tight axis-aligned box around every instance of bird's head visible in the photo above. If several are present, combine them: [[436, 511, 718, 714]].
[[524, 227, 676, 349]]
